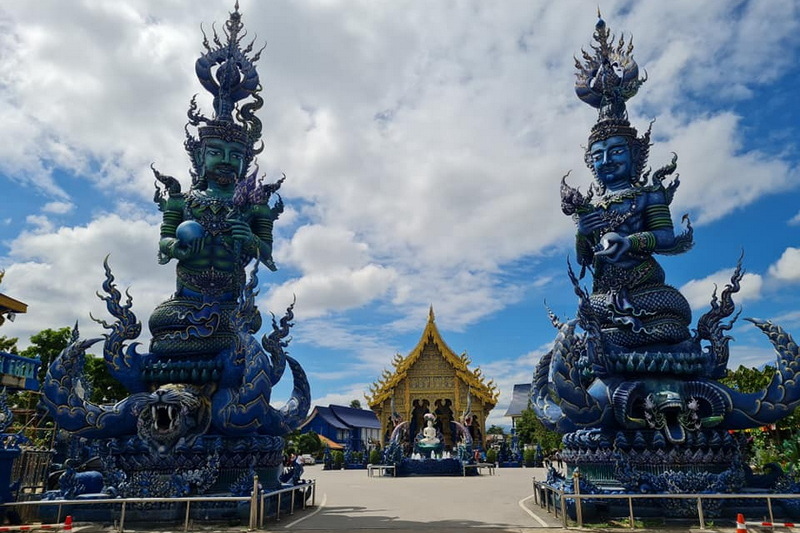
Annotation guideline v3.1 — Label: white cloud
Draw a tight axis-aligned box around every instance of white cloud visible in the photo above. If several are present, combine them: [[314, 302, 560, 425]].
[[283, 225, 370, 274], [0, 213, 173, 349], [310, 384, 373, 412], [768, 247, 800, 282], [650, 113, 799, 225], [680, 268, 763, 311], [728, 343, 782, 371], [266, 264, 397, 320], [42, 201, 74, 215], [24, 215, 54, 234], [765, 310, 800, 331]]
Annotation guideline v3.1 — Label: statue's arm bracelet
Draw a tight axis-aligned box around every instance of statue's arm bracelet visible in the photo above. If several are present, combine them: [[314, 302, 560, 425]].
[[244, 218, 274, 257], [628, 232, 657, 253], [644, 204, 673, 230], [252, 217, 274, 244], [160, 210, 183, 237]]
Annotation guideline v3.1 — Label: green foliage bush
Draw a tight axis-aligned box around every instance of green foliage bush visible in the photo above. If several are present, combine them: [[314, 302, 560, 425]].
[[515, 406, 562, 451], [296, 431, 322, 455], [486, 448, 497, 464], [332, 450, 344, 469], [523, 448, 537, 467], [369, 449, 382, 465]]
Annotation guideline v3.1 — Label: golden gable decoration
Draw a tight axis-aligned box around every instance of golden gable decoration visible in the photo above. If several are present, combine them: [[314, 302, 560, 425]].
[[367, 306, 499, 448]]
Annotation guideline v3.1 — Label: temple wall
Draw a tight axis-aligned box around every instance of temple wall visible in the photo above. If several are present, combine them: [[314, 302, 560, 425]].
[[373, 342, 490, 449]]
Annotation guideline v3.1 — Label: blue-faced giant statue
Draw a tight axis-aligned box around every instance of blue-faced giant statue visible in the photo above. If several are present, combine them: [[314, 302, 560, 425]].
[[41, 4, 311, 499], [533, 14, 800, 516]]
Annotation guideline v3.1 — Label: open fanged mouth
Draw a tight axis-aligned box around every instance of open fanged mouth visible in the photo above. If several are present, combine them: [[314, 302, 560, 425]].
[[153, 404, 177, 433]]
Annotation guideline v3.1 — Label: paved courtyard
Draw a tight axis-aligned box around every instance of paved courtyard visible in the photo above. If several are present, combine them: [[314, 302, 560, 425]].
[[282, 465, 558, 531]]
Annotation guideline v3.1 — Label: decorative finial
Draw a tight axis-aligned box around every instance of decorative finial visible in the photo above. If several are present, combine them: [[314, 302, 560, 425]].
[[185, 5, 267, 177], [428, 305, 435, 322], [574, 14, 649, 152], [574, 14, 645, 122]]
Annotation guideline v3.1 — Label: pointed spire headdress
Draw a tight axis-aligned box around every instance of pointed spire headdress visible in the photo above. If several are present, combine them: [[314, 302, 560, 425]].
[[575, 12, 651, 178], [184, 2, 266, 180]]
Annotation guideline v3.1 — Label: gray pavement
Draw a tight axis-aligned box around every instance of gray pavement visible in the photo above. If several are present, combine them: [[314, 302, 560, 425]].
[[66, 465, 740, 533], [284, 464, 559, 531]]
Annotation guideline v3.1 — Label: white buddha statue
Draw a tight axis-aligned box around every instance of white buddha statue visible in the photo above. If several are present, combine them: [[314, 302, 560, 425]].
[[419, 413, 440, 446]]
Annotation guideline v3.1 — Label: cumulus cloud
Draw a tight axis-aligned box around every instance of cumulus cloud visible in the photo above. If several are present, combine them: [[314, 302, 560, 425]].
[[283, 225, 372, 274], [266, 264, 397, 319], [1, 213, 173, 348], [651, 113, 799, 225], [680, 268, 763, 311], [42, 201, 75, 215], [768, 247, 800, 282]]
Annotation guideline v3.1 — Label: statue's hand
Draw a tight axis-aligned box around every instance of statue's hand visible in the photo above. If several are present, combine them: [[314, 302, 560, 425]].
[[594, 232, 630, 262], [576, 211, 606, 236], [173, 237, 205, 260], [229, 219, 255, 244]]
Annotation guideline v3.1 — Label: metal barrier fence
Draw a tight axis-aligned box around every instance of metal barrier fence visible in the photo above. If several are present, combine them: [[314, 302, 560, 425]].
[[13, 448, 52, 496], [0, 478, 316, 533], [532, 477, 800, 530]]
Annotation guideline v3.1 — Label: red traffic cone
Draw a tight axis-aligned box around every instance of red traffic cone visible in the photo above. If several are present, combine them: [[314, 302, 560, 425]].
[[736, 513, 746, 533], [63, 515, 73, 531]]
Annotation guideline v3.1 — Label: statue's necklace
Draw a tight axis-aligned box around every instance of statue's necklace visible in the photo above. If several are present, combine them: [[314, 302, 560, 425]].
[[595, 190, 639, 233], [187, 192, 233, 236], [594, 188, 641, 209]]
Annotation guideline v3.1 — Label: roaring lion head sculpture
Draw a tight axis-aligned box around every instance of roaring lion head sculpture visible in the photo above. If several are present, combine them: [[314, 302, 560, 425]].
[[135, 384, 212, 454]]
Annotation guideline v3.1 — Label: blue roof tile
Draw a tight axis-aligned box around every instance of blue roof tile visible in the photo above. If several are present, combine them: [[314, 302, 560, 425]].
[[329, 405, 381, 429]]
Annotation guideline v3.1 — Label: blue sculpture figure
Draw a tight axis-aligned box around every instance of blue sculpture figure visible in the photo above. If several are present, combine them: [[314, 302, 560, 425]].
[[40, 4, 311, 500], [533, 14, 800, 517]]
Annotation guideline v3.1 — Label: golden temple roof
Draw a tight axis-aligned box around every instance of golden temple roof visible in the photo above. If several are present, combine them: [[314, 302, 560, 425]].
[[366, 306, 499, 408], [0, 271, 27, 327]]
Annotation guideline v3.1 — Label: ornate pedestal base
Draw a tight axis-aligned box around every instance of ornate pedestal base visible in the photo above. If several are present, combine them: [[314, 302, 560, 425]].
[[98, 434, 286, 496], [552, 428, 800, 519], [39, 434, 316, 524], [398, 457, 464, 476]]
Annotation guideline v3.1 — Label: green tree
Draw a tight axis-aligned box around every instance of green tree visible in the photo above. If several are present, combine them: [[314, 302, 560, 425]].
[[721, 364, 800, 429], [18, 326, 126, 404], [84, 355, 128, 403], [487, 425, 505, 435], [295, 431, 322, 455], [332, 450, 344, 469], [20, 326, 72, 383], [515, 406, 562, 451], [720, 364, 773, 393], [349, 399, 362, 409], [0, 336, 19, 354], [369, 448, 382, 465], [485, 448, 498, 463]]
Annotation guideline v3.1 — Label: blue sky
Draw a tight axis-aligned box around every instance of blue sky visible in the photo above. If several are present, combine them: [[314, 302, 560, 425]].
[[1, 0, 799, 428]]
